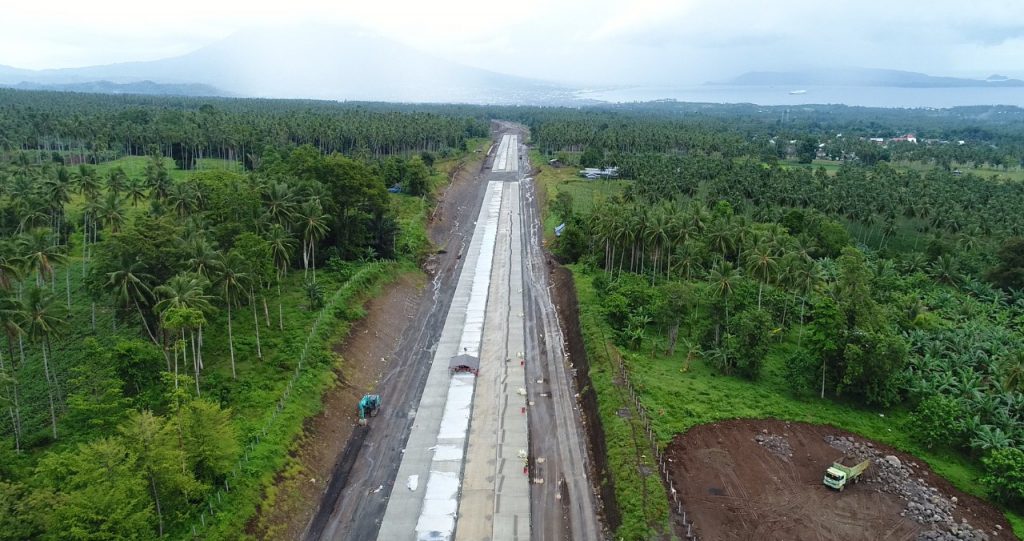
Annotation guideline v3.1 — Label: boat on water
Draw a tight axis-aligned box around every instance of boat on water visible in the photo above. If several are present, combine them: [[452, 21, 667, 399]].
[[789, 89, 807, 95]]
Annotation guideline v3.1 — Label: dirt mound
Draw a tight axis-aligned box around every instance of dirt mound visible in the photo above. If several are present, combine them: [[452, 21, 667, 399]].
[[667, 419, 1011, 541]]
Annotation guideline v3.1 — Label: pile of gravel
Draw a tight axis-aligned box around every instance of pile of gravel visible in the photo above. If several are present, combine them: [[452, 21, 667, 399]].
[[754, 428, 793, 459], [824, 435, 998, 541]]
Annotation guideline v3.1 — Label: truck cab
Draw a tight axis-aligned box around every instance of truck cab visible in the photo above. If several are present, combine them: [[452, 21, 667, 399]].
[[823, 467, 847, 490]]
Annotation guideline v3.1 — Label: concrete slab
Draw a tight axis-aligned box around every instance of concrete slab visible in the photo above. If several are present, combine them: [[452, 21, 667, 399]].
[[456, 182, 530, 541]]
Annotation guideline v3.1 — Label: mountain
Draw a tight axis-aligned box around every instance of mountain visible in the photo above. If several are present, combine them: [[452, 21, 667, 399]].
[[3, 80, 227, 96], [0, 24, 571, 103], [720, 68, 1024, 88], [0, 64, 34, 80]]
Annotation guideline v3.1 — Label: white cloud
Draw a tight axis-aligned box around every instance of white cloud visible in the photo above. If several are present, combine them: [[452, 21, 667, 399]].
[[1, 0, 1023, 83]]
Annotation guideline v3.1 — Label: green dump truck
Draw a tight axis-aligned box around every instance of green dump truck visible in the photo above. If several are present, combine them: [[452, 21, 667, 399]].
[[823, 458, 870, 491]]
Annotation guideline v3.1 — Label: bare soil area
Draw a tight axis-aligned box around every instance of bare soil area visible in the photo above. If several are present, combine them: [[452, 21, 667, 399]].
[[248, 271, 424, 540], [669, 419, 1011, 541]]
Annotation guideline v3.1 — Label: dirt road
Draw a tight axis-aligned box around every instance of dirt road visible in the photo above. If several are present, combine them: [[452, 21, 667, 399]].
[[516, 130, 603, 541]]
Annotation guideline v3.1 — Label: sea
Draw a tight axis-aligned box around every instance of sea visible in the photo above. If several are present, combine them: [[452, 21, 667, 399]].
[[577, 85, 1024, 109]]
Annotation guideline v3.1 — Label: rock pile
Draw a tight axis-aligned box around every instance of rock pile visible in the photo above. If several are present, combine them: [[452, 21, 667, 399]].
[[754, 428, 793, 459], [824, 435, 995, 541]]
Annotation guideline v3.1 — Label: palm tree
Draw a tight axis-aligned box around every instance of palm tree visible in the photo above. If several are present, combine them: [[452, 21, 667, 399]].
[[155, 273, 215, 382], [42, 169, 72, 239], [146, 159, 172, 201], [0, 238, 22, 290], [15, 200, 48, 235], [106, 257, 159, 346], [167, 182, 198, 217], [296, 200, 329, 282], [73, 164, 101, 201], [125, 177, 148, 207], [709, 261, 740, 343], [215, 254, 249, 379], [745, 242, 778, 309], [97, 191, 125, 233], [81, 189, 101, 272], [928, 255, 961, 287], [707, 218, 734, 261], [187, 239, 224, 280], [646, 209, 669, 283], [0, 291, 24, 450], [263, 182, 297, 227], [18, 228, 67, 287], [266, 224, 296, 330], [106, 166, 128, 197], [24, 286, 63, 440]]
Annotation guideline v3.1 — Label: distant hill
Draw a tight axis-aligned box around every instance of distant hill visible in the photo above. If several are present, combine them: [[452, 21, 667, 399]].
[[3, 79, 226, 96], [0, 24, 571, 103], [720, 68, 1024, 88]]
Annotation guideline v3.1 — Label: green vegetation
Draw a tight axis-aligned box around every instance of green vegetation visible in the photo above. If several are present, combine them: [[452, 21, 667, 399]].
[[0, 91, 483, 539], [537, 122, 1024, 539]]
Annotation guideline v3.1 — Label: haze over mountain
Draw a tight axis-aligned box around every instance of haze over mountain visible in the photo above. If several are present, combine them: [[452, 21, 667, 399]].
[[722, 68, 1024, 88], [0, 24, 570, 104], [1, 80, 227, 96]]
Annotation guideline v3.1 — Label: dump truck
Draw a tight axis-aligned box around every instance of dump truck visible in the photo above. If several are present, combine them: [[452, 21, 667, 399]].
[[823, 458, 870, 491], [358, 394, 381, 426]]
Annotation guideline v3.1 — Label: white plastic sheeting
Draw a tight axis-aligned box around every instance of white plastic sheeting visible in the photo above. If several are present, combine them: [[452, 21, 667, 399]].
[[436, 376, 476, 440], [431, 445, 463, 461], [415, 471, 461, 541], [458, 184, 501, 357], [492, 135, 518, 173], [494, 135, 509, 171]]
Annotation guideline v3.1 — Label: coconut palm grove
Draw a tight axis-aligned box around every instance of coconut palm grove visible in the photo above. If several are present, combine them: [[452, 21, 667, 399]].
[[2, 89, 1024, 538]]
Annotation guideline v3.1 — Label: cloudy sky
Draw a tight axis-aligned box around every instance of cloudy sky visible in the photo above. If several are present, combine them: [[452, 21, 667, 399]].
[[2, 0, 1023, 84]]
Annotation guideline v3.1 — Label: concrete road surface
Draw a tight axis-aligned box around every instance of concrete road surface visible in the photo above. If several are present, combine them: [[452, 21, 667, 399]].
[[303, 128, 602, 541]]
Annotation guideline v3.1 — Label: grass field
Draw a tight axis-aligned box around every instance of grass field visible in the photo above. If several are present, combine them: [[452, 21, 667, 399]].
[[93, 155, 187, 181], [529, 149, 628, 243], [780, 158, 1024, 182]]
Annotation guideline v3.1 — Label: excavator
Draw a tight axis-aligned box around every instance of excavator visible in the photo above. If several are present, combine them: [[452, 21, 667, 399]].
[[358, 394, 381, 426]]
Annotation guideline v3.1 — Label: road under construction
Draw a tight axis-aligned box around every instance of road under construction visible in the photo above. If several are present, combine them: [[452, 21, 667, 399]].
[[304, 127, 601, 541]]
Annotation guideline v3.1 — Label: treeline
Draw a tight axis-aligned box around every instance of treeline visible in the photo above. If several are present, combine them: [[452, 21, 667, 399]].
[[516, 103, 1024, 169], [4, 90, 1022, 174], [0, 89, 489, 167], [617, 154, 1024, 246]]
